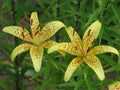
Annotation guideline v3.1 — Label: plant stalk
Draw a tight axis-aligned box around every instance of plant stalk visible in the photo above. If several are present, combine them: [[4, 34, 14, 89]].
[[75, 0, 81, 32], [56, 0, 60, 42], [11, 0, 20, 90]]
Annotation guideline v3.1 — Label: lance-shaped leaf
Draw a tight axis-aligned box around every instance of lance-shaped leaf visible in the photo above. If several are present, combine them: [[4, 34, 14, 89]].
[[82, 20, 101, 52], [30, 46, 43, 72], [64, 57, 83, 82], [108, 81, 120, 90], [48, 43, 82, 56], [84, 55, 105, 81], [42, 40, 66, 56], [3, 26, 32, 42], [88, 45, 119, 56], [40, 21, 65, 42], [11, 43, 32, 61]]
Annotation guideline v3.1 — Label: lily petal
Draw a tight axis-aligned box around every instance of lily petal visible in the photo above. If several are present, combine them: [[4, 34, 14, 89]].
[[64, 57, 83, 82], [65, 26, 82, 44], [30, 12, 41, 45], [30, 12, 40, 36], [40, 21, 65, 42], [3, 26, 32, 42], [82, 20, 101, 52], [11, 43, 32, 61], [30, 45, 43, 72], [88, 45, 119, 56], [108, 81, 120, 90], [42, 40, 57, 48], [65, 26, 82, 53], [42, 40, 66, 56], [84, 55, 105, 81], [48, 43, 81, 56]]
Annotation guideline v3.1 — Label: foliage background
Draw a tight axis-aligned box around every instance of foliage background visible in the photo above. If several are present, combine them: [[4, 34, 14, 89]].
[[0, 0, 120, 90]]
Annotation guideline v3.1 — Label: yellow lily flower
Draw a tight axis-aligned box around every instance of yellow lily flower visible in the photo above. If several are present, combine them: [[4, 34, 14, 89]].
[[3, 12, 65, 72], [108, 81, 120, 90], [48, 20, 119, 82]]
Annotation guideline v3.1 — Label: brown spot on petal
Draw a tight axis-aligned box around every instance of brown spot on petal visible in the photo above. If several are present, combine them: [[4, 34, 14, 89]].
[[36, 24, 40, 30], [21, 23, 25, 30], [72, 59, 80, 67], [75, 46, 77, 50], [88, 29, 91, 36], [73, 30, 75, 36], [29, 32, 33, 39], [92, 39, 96, 44], [21, 31, 25, 39], [34, 30, 39, 36], [87, 47, 91, 53], [30, 19, 33, 25]]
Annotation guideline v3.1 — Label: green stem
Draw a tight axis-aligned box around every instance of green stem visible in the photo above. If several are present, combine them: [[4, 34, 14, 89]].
[[116, 54, 120, 80], [101, 0, 111, 18], [84, 67, 91, 90], [11, 0, 20, 90], [111, 2, 120, 24], [75, 0, 81, 32], [56, 0, 60, 42]]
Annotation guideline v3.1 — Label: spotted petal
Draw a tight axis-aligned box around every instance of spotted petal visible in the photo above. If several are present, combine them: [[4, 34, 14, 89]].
[[11, 43, 32, 61], [48, 43, 82, 56], [30, 12, 40, 36], [42, 40, 57, 48], [84, 55, 105, 81], [88, 45, 119, 56], [30, 12, 41, 45], [3, 26, 32, 42], [65, 26, 82, 44], [42, 40, 66, 56], [30, 45, 43, 72], [108, 81, 120, 90], [64, 57, 83, 82], [82, 20, 101, 52], [40, 21, 65, 42], [65, 26, 82, 52]]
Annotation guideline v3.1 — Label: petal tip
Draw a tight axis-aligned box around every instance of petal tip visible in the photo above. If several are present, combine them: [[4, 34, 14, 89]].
[[98, 72, 105, 81], [34, 68, 40, 72], [47, 47, 54, 54], [64, 77, 69, 82], [100, 76, 105, 81], [2, 27, 9, 32], [47, 49, 51, 54], [31, 12, 37, 15], [11, 57, 15, 62], [95, 20, 101, 27], [33, 62, 41, 72], [116, 51, 119, 56]]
